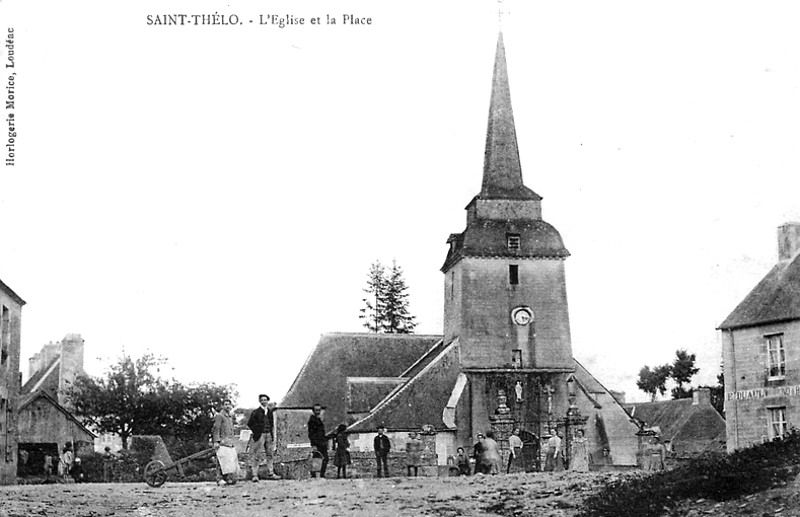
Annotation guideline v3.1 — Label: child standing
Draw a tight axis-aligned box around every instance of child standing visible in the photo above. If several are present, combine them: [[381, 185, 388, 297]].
[[333, 424, 351, 479]]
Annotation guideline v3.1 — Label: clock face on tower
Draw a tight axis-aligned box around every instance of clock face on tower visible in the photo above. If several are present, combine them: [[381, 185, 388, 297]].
[[512, 307, 533, 325]]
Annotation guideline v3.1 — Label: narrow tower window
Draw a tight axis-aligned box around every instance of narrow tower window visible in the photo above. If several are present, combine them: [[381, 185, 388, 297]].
[[507, 234, 521, 251], [509, 265, 519, 285]]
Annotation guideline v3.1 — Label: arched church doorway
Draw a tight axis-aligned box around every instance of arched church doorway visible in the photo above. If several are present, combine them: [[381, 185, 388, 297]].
[[520, 430, 540, 472]]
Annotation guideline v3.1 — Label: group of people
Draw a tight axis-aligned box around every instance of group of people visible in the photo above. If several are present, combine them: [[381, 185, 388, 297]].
[[217, 397, 597, 484], [452, 427, 590, 475], [307, 404, 427, 479], [543, 427, 590, 472], [211, 394, 282, 486], [44, 443, 85, 482]]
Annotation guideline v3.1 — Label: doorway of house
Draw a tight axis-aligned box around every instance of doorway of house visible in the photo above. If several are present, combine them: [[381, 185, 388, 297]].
[[18, 442, 59, 478]]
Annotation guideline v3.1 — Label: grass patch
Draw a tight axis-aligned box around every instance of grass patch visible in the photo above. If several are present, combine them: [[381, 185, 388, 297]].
[[580, 430, 800, 517]]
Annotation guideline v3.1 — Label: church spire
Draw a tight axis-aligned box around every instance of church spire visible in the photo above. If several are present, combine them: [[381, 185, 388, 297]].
[[481, 32, 540, 201]]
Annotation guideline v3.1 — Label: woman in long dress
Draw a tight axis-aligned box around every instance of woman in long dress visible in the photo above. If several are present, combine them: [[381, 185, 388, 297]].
[[332, 424, 351, 479], [570, 429, 590, 472], [406, 431, 423, 476], [544, 429, 564, 472]]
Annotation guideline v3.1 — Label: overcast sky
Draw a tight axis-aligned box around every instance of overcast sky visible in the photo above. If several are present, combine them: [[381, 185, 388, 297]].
[[1, 0, 799, 407]]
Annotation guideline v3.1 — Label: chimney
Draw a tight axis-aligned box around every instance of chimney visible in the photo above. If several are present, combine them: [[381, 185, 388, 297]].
[[692, 387, 711, 406], [777, 222, 800, 262], [58, 334, 85, 408]]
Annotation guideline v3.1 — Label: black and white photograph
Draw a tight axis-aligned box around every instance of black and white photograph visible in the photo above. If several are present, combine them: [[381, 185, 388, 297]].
[[1, 1, 800, 515]]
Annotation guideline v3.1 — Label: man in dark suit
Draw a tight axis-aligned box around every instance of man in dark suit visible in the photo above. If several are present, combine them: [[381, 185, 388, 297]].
[[373, 426, 391, 478], [247, 394, 280, 481], [307, 404, 329, 478]]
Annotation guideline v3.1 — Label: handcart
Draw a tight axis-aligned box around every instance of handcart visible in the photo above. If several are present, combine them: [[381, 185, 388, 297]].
[[143, 447, 218, 488]]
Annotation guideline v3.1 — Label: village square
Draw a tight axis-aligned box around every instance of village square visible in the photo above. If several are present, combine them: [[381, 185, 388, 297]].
[[2, 1, 800, 516]]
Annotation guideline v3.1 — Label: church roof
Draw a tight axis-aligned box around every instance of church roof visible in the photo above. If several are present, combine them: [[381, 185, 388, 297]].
[[347, 340, 461, 433], [279, 333, 442, 429], [719, 252, 800, 330], [347, 378, 406, 415], [481, 32, 540, 202], [442, 219, 569, 271]]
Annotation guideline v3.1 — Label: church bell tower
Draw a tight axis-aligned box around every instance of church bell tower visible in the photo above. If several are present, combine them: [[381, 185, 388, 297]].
[[441, 32, 575, 441]]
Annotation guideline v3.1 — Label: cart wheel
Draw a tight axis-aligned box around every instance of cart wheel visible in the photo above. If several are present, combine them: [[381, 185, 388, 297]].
[[144, 460, 167, 488]]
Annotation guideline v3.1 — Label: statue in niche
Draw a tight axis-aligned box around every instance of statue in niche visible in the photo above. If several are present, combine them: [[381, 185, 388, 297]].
[[514, 381, 524, 403], [495, 389, 510, 416]]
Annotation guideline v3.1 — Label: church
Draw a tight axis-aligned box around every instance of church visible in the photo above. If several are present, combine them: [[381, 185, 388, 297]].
[[278, 32, 640, 475]]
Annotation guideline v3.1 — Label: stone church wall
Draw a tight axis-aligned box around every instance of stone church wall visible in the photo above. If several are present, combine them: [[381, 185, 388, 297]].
[[454, 257, 572, 369]]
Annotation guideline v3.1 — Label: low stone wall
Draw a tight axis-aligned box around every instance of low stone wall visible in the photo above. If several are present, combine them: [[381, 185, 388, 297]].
[[269, 451, 438, 479]]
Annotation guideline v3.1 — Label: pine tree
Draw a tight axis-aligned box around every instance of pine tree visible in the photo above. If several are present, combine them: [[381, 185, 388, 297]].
[[382, 260, 417, 334], [359, 261, 386, 333], [358, 259, 417, 333]]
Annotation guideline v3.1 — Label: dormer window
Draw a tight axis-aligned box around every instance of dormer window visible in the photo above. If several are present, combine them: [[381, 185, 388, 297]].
[[507, 234, 521, 251]]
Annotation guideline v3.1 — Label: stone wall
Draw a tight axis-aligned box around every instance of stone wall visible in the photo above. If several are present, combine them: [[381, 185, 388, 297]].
[[17, 395, 94, 448], [723, 320, 800, 451], [0, 286, 23, 485], [449, 257, 572, 370], [272, 451, 438, 480]]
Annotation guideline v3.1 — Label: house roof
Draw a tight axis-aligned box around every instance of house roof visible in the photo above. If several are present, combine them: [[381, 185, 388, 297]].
[[719, 252, 800, 330], [0, 278, 26, 306], [347, 340, 461, 433], [21, 356, 60, 395], [280, 333, 442, 429], [18, 390, 96, 438], [624, 398, 725, 445]]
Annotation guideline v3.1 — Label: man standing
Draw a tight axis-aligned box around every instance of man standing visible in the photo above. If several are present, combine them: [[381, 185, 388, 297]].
[[373, 426, 391, 478], [247, 394, 280, 481], [213, 399, 238, 485], [472, 433, 485, 474], [307, 404, 329, 478]]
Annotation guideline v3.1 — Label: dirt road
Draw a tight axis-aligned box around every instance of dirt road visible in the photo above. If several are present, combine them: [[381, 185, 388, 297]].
[[0, 471, 600, 517], [4, 471, 799, 517]]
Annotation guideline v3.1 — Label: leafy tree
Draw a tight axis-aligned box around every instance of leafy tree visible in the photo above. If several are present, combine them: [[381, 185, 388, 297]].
[[636, 364, 672, 401], [709, 369, 725, 416], [670, 349, 700, 399], [67, 353, 237, 449], [359, 259, 417, 333]]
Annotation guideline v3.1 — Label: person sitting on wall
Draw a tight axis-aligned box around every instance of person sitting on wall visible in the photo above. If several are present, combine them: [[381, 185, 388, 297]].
[[456, 447, 471, 476]]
